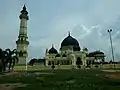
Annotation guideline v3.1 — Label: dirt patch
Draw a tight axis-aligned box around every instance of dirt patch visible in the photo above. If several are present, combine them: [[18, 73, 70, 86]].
[[34, 72, 54, 75], [101, 70, 120, 72], [0, 83, 29, 90], [106, 74, 120, 79], [0, 72, 19, 77]]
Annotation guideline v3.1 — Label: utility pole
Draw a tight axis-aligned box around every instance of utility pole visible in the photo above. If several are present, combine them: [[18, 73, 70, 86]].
[[108, 29, 115, 68]]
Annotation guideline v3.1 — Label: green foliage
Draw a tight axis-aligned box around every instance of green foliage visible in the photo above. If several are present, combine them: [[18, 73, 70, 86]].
[[0, 48, 18, 73]]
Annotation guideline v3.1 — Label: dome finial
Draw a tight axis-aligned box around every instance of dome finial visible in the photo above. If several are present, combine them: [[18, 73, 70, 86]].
[[52, 44, 54, 48], [68, 31, 70, 36]]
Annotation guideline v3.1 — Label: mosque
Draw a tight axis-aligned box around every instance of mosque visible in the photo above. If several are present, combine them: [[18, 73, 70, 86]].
[[45, 31, 105, 67], [16, 5, 105, 67]]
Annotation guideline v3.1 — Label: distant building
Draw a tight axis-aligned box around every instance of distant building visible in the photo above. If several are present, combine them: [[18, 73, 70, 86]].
[[86, 50, 105, 65], [37, 59, 45, 65]]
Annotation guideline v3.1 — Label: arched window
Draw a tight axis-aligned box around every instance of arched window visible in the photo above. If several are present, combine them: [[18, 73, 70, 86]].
[[76, 57, 82, 65], [57, 61, 59, 65], [52, 61, 54, 65], [55, 54, 60, 57], [48, 61, 51, 65], [62, 54, 66, 57], [19, 51, 23, 57]]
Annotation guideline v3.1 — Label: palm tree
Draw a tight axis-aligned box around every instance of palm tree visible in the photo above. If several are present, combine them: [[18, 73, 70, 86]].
[[5, 49, 18, 71], [0, 48, 3, 73], [0, 48, 9, 73], [2, 50, 8, 72]]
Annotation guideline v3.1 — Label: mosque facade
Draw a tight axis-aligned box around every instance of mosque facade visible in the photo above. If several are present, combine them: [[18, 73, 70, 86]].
[[45, 32, 105, 67]]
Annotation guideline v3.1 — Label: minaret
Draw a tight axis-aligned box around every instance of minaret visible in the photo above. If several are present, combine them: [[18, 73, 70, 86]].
[[16, 5, 29, 65], [45, 47, 49, 66]]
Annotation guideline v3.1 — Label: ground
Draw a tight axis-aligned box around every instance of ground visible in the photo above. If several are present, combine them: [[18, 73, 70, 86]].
[[0, 69, 120, 90]]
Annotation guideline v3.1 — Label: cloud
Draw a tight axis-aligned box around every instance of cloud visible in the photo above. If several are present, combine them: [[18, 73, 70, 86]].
[[71, 17, 120, 60]]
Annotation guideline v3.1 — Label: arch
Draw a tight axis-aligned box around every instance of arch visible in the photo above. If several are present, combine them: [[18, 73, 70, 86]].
[[48, 61, 51, 65], [19, 51, 23, 57], [62, 54, 66, 57], [52, 61, 54, 65], [76, 57, 82, 65], [55, 54, 60, 57], [57, 61, 60, 65]]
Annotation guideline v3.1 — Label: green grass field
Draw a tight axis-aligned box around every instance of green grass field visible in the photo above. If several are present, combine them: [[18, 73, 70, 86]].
[[13, 64, 120, 71], [0, 69, 120, 90]]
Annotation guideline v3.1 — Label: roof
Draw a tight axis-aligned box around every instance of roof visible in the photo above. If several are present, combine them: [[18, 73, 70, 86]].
[[87, 51, 105, 57]]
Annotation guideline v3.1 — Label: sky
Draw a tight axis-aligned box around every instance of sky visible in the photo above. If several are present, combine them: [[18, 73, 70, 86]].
[[0, 0, 120, 61]]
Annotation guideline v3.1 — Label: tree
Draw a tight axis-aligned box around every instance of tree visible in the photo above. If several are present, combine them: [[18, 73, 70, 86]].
[[2, 50, 8, 72], [5, 49, 18, 71], [0, 48, 9, 72], [0, 48, 4, 73], [0, 48, 18, 73]]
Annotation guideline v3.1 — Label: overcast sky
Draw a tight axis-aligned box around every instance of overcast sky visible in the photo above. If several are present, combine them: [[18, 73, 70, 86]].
[[0, 0, 120, 61]]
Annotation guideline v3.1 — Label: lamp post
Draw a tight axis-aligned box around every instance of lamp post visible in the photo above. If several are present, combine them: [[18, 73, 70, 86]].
[[108, 29, 115, 68]]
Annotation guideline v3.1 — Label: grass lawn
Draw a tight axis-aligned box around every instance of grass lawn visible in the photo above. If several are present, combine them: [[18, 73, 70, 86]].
[[0, 69, 120, 90]]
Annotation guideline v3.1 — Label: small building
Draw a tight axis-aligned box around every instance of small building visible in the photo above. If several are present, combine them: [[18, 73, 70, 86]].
[[86, 51, 105, 65]]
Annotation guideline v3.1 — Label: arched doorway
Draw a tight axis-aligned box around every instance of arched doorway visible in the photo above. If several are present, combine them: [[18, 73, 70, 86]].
[[76, 57, 82, 65], [57, 61, 59, 65], [48, 61, 51, 65], [52, 61, 54, 65]]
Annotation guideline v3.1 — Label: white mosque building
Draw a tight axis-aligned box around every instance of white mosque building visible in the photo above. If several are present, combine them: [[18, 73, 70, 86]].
[[45, 32, 105, 67]]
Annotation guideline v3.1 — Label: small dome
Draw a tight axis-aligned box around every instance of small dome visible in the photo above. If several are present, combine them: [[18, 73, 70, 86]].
[[62, 54, 67, 57], [48, 45, 58, 54], [55, 54, 60, 57]]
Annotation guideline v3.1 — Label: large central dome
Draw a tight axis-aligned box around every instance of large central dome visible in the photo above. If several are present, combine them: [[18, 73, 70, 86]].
[[61, 32, 80, 51]]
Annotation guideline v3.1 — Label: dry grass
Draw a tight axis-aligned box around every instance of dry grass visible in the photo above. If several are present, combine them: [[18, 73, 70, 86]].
[[106, 74, 120, 79]]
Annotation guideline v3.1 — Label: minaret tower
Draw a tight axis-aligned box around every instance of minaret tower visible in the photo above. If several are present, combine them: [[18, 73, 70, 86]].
[[16, 5, 29, 65]]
